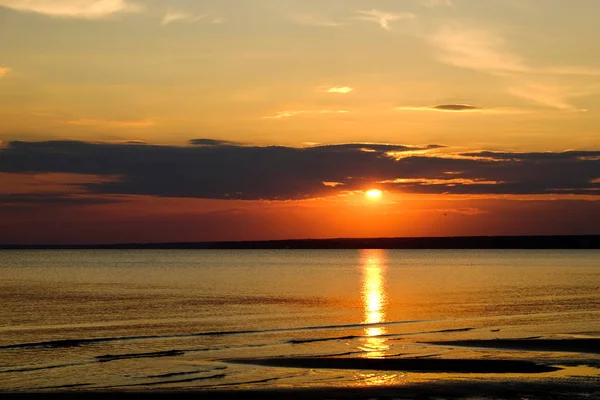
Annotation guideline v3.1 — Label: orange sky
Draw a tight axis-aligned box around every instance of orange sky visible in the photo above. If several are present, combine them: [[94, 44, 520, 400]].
[[0, 0, 598, 243], [1, 188, 598, 244]]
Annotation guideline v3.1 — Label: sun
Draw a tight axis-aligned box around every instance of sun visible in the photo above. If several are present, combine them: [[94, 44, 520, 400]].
[[366, 189, 382, 199]]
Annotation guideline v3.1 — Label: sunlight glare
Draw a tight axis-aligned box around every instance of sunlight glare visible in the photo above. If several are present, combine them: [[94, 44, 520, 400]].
[[366, 189, 382, 199], [360, 249, 389, 357]]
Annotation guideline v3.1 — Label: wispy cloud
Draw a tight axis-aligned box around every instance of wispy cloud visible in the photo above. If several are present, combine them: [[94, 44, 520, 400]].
[[506, 83, 588, 112], [430, 25, 598, 110], [321, 86, 354, 94], [289, 13, 344, 27], [421, 0, 454, 8], [354, 9, 415, 31], [322, 181, 344, 188], [379, 178, 501, 185], [0, 0, 140, 19], [161, 10, 222, 26], [264, 110, 349, 119], [0, 173, 119, 195], [67, 118, 155, 128], [433, 26, 600, 77], [542, 66, 600, 76], [0, 67, 10, 77], [161, 11, 203, 26], [431, 26, 527, 74]]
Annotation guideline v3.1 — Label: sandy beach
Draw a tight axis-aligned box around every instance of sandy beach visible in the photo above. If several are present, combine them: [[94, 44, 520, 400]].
[[3, 338, 599, 399]]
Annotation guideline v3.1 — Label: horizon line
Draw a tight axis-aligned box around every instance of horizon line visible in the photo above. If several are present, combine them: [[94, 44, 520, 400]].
[[1, 234, 598, 250]]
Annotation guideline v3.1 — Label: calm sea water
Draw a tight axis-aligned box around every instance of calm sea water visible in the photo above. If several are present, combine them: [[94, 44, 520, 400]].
[[0, 249, 599, 391]]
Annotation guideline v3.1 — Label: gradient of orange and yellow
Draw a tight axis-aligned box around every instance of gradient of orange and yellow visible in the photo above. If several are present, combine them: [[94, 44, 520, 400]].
[[0, 0, 598, 243]]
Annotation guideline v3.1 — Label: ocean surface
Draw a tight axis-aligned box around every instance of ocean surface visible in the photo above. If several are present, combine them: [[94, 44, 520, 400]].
[[1, 249, 599, 395]]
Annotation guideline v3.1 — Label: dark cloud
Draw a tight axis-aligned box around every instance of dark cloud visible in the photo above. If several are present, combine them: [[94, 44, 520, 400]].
[[0, 140, 598, 201], [0, 194, 125, 207], [432, 104, 481, 111], [310, 143, 444, 152], [460, 151, 600, 160], [189, 138, 242, 146], [115, 140, 148, 144]]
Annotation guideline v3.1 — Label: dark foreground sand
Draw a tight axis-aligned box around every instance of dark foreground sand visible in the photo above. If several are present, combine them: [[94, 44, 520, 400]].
[[227, 357, 559, 373], [3, 339, 598, 399], [2, 380, 599, 400], [425, 338, 600, 354]]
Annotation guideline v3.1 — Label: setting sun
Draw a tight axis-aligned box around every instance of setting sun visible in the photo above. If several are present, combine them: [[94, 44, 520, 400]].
[[366, 189, 382, 199]]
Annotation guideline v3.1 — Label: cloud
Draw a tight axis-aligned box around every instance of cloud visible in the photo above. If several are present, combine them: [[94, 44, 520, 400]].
[[0, 193, 123, 206], [323, 86, 354, 94], [431, 104, 479, 111], [67, 118, 155, 128], [379, 178, 501, 185], [421, 0, 454, 7], [161, 10, 203, 26], [544, 66, 600, 76], [0, 140, 598, 201], [160, 10, 222, 26], [111, 139, 148, 144], [395, 104, 525, 114], [189, 139, 241, 146], [432, 26, 600, 78], [430, 25, 598, 110], [506, 82, 587, 112], [0, 0, 140, 19], [458, 151, 600, 161], [290, 13, 344, 27], [264, 110, 350, 119], [322, 181, 344, 188], [431, 26, 527, 74], [311, 143, 444, 153], [290, 9, 415, 30], [0, 172, 119, 195], [355, 9, 416, 31], [0, 67, 10, 77]]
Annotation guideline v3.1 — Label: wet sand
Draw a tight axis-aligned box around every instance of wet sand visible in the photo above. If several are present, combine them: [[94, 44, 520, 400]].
[[425, 338, 600, 354], [2, 379, 599, 400], [226, 356, 559, 373], [2, 348, 598, 399]]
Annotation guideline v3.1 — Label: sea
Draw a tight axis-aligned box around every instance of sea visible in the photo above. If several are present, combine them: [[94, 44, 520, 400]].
[[1, 249, 599, 395]]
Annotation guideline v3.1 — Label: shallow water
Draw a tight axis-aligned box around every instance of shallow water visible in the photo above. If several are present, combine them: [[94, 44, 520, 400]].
[[0, 249, 599, 392]]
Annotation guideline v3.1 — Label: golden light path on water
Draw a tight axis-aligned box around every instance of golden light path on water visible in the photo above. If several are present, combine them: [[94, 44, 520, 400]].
[[360, 249, 390, 358]]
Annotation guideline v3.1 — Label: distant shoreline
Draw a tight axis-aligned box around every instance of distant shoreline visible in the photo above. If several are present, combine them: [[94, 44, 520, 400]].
[[1, 235, 598, 250]]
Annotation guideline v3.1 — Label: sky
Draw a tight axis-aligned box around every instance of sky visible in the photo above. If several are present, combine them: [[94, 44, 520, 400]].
[[0, 0, 598, 244]]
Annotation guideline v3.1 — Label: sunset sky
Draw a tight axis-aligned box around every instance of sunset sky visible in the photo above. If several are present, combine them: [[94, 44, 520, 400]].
[[0, 0, 598, 243]]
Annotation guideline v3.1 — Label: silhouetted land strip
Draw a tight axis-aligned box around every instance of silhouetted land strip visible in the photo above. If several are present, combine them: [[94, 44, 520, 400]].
[[1, 235, 598, 250], [226, 357, 559, 373], [426, 338, 600, 354]]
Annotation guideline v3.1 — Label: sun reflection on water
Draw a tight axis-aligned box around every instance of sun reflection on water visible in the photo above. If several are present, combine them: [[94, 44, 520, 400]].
[[360, 249, 389, 357]]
